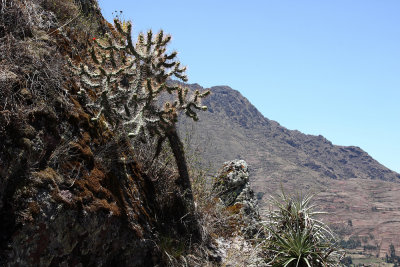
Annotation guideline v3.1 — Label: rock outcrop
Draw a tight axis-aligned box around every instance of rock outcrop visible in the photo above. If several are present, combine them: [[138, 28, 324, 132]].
[[213, 160, 261, 238], [211, 160, 267, 266]]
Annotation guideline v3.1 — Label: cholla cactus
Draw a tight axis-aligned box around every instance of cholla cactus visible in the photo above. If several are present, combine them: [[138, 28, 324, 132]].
[[69, 19, 209, 203], [70, 18, 209, 140]]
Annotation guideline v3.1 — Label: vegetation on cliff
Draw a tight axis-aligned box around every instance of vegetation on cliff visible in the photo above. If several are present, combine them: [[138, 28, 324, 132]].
[[0, 0, 206, 265], [0, 0, 343, 266]]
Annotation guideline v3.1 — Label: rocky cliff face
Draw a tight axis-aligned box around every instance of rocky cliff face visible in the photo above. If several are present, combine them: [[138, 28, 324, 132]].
[[0, 1, 199, 265], [178, 83, 400, 256]]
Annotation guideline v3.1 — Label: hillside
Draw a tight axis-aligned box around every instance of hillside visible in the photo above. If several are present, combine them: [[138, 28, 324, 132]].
[[177, 83, 400, 257], [0, 0, 394, 265]]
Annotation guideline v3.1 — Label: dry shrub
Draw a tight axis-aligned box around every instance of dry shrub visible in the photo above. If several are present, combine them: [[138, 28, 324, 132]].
[[180, 124, 241, 239], [40, 0, 103, 36], [126, 130, 229, 266], [0, 0, 34, 38], [131, 137, 177, 183], [0, 0, 66, 113], [40, 0, 80, 24], [0, 0, 70, 191], [0, 0, 60, 38], [155, 126, 249, 266]]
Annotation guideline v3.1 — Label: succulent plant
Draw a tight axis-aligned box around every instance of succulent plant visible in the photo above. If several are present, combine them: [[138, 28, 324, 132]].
[[69, 18, 210, 203], [70, 19, 209, 140]]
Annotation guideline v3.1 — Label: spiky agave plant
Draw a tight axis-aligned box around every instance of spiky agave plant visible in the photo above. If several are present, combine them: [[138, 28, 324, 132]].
[[264, 190, 344, 267]]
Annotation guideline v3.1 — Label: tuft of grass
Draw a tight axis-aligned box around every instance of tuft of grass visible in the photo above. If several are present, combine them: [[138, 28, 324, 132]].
[[159, 235, 186, 259]]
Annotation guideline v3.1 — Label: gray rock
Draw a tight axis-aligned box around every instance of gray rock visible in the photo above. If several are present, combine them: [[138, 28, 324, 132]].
[[213, 160, 262, 238]]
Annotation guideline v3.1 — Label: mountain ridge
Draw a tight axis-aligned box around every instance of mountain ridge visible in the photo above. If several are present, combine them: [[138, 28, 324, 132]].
[[177, 82, 400, 256], [181, 83, 399, 181]]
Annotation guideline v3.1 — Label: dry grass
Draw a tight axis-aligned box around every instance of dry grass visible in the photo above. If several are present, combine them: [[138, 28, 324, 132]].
[[0, 0, 69, 177], [40, 0, 103, 36], [159, 126, 268, 266]]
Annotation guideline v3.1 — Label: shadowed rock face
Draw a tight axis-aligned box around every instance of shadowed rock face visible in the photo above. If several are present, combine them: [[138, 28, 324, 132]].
[[0, 1, 197, 265], [178, 83, 400, 256], [0, 22, 161, 267]]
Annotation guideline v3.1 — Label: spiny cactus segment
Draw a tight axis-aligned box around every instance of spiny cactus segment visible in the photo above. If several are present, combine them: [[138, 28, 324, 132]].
[[69, 18, 210, 140]]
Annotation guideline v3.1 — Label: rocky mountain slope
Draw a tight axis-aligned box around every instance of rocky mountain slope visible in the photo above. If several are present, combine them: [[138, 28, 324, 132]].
[[177, 83, 400, 257]]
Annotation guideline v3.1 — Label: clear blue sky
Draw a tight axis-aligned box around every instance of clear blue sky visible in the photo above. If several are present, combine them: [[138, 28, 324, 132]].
[[98, 0, 400, 173]]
